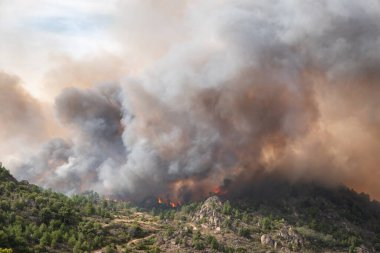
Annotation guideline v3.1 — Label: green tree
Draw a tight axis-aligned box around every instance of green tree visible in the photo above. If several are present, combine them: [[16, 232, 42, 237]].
[[73, 240, 81, 253], [223, 201, 232, 215], [261, 217, 272, 231], [84, 203, 95, 215], [39, 232, 49, 247], [39, 208, 52, 224], [0, 249, 13, 253], [68, 235, 76, 247]]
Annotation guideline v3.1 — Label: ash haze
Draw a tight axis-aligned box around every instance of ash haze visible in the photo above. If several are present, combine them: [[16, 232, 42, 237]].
[[1, 0, 380, 202]]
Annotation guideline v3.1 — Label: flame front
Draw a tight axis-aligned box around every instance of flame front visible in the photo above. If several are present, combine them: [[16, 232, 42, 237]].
[[157, 197, 180, 208], [212, 186, 227, 196]]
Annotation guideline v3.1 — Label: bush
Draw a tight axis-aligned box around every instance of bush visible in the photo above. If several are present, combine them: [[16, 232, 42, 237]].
[[238, 228, 250, 238], [261, 217, 272, 231], [127, 224, 143, 238], [104, 245, 114, 253], [193, 241, 205, 250]]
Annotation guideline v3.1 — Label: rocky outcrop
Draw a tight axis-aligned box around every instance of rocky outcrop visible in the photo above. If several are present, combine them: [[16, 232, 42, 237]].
[[276, 226, 303, 247], [192, 196, 225, 231], [260, 226, 304, 251]]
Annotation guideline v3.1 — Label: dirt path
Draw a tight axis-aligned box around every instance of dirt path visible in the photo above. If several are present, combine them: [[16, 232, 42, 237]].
[[127, 233, 156, 246], [112, 213, 162, 231]]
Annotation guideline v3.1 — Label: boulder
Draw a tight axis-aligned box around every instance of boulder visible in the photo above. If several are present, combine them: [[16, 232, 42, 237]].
[[261, 234, 274, 246]]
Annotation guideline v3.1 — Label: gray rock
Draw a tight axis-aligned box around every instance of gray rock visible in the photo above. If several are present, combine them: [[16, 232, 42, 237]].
[[261, 234, 274, 246]]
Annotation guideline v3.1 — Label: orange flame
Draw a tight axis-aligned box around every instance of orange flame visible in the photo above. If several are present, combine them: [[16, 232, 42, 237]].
[[157, 197, 180, 208], [212, 186, 227, 196]]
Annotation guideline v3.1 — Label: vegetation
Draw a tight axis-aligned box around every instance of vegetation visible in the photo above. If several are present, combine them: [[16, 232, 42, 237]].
[[1, 163, 380, 252], [0, 164, 141, 252]]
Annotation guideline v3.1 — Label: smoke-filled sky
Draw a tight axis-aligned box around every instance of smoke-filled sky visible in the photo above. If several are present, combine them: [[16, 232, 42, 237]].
[[1, 0, 380, 201]]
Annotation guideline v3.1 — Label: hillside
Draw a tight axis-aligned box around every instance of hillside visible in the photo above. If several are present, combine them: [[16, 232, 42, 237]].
[[1, 164, 380, 253], [0, 164, 130, 253]]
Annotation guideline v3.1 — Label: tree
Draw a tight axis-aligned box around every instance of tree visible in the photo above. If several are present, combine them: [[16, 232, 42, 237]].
[[84, 203, 95, 215], [261, 217, 272, 231], [73, 240, 81, 253], [50, 230, 61, 247], [0, 249, 13, 253], [234, 209, 240, 218], [39, 208, 52, 224], [0, 230, 9, 246], [223, 201, 232, 215], [242, 212, 249, 223], [39, 232, 49, 247], [68, 235, 76, 247], [82, 241, 90, 251]]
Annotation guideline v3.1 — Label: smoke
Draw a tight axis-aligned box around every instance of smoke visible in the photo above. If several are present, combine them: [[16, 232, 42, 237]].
[[14, 83, 126, 194], [42, 54, 127, 99], [0, 72, 44, 136], [4, 0, 380, 201], [0, 71, 48, 161]]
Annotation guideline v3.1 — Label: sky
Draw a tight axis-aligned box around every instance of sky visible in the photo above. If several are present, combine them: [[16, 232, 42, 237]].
[[1, 0, 380, 202], [0, 0, 119, 98]]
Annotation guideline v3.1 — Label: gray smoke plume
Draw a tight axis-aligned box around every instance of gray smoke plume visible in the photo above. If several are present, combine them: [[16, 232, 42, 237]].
[[14, 84, 126, 194], [9, 0, 380, 201]]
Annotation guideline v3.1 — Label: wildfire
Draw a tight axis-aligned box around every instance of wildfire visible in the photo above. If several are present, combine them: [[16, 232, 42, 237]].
[[157, 197, 181, 208], [212, 186, 227, 196]]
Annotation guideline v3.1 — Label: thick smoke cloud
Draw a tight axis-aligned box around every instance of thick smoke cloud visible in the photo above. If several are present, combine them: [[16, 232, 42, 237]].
[[0, 71, 47, 162], [14, 84, 126, 194], [8, 0, 380, 201], [0, 72, 45, 137]]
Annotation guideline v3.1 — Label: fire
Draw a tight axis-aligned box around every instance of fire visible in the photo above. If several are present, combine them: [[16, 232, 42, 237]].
[[157, 197, 180, 208], [212, 186, 227, 196]]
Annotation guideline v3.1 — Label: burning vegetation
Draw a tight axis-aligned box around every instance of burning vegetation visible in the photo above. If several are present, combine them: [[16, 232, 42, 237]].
[[212, 186, 227, 196], [157, 197, 181, 208]]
